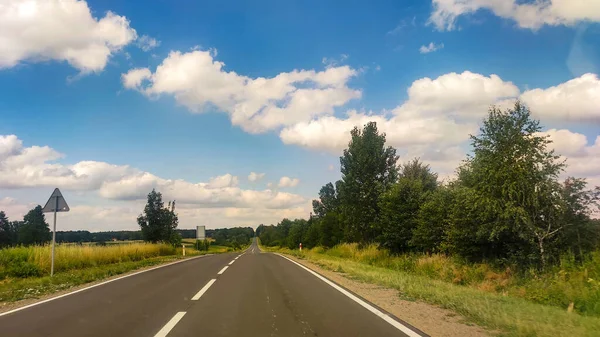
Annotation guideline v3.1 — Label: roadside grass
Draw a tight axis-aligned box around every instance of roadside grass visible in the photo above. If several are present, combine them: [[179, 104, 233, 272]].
[[0, 255, 187, 303], [265, 243, 600, 337], [0, 243, 179, 278], [0, 242, 230, 305]]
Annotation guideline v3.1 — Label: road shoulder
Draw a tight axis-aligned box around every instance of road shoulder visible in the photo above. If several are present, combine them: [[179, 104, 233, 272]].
[[278, 253, 492, 337]]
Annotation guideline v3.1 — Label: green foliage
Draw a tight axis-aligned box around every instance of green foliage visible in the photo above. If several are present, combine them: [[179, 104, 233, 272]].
[[137, 189, 178, 243], [456, 102, 568, 267], [411, 187, 452, 253], [378, 178, 426, 253], [18, 206, 51, 245], [339, 122, 399, 242], [210, 227, 253, 247], [266, 103, 600, 273], [312, 182, 340, 218], [0, 211, 10, 247], [195, 239, 211, 251]]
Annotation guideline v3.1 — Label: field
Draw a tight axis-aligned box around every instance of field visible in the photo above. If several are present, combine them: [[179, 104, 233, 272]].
[[264, 243, 600, 337], [0, 241, 229, 305]]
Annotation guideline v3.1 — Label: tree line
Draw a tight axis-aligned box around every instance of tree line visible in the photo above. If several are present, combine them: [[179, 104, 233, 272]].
[[1, 189, 254, 248], [259, 102, 600, 269], [0, 206, 50, 247]]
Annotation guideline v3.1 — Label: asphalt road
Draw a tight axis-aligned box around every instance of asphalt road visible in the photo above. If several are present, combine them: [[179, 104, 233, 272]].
[[0, 240, 423, 337]]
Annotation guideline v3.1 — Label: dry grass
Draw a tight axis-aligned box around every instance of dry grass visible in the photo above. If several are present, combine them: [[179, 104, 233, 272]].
[[0, 243, 182, 277]]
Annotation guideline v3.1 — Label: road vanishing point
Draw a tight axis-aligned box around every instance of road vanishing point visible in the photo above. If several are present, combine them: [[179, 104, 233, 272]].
[[0, 239, 426, 337]]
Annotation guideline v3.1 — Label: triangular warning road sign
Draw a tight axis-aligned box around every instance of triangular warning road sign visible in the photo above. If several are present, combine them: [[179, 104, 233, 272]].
[[42, 188, 70, 213]]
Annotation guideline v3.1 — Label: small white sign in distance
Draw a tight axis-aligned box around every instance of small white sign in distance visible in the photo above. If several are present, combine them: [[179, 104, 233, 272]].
[[42, 188, 70, 213]]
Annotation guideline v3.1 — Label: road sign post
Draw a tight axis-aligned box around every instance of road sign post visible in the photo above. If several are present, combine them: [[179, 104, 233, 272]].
[[42, 188, 70, 277]]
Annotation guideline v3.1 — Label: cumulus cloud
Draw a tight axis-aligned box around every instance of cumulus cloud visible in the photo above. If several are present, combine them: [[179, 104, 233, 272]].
[[278, 177, 300, 188], [280, 70, 516, 157], [207, 174, 239, 189], [521, 73, 600, 123], [122, 49, 361, 133], [0, 0, 137, 73], [429, 0, 600, 31], [280, 110, 476, 154], [419, 42, 444, 54], [248, 172, 265, 182], [136, 35, 160, 51], [0, 135, 305, 210], [279, 70, 600, 178], [539, 129, 600, 180]]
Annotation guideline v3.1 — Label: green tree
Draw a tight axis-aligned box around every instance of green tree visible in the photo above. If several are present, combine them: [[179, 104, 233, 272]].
[[378, 178, 426, 252], [287, 219, 308, 249], [312, 181, 341, 218], [400, 158, 438, 191], [137, 189, 178, 243], [339, 122, 398, 242], [302, 219, 321, 249], [319, 212, 343, 248], [378, 158, 439, 253], [18, 205, 51, 245], [554, 177, 600, 261], [0, 211, 10, 247], [411, 187, 453, 253], [457, 102, 565, 267]]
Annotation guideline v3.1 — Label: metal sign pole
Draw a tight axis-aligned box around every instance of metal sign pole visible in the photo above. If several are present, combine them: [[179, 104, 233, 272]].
[[51, 196, 57, 277]]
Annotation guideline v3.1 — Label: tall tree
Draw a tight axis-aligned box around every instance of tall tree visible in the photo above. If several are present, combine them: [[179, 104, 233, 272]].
[[312, 181, 341, 218], [137, 189, 178, 243], [339, 122, 398, 242], [458, 102, 565, 267], [18, 206, 51, 245]]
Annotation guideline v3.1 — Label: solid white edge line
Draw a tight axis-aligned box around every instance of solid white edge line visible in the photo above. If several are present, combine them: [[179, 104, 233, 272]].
[[0, 254, 213, 318], [191, 279, 217, 300], [228, 259, 235, 265], [217, 266, 229, 274], [275, 253, 422, 337], [154, 311, 186, 337]]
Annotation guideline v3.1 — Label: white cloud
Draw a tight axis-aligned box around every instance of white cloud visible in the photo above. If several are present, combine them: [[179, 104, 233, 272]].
[[136, 35, 160, 52], [397, 71, 520, 119], [538, 129, 600, 187], [280, 110, 476, 154], [121, 68, 152, 89], [0, 0, 137, 73], [248, 172, 265, 182], [207, 174, 239, 189], [280, 70, 516, 157], [0, 135, 305, 210], [419, 42, 444, 54], [429, 0, 600, 31], [278, 177, 300, 188], [122, 49, 361, 133], [521, 73, 600, 123]]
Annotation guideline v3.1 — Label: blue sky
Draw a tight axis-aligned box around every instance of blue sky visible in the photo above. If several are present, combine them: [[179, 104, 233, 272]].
[[1, 0, 599, 230]]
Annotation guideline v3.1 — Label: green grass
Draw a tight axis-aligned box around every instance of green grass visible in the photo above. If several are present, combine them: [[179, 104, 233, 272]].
[[0, 242, 229, 304], [0, 255, 186, 303], [265, 243, 600, 337]]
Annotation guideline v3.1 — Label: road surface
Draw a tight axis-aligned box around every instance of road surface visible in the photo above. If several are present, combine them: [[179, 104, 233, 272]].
[[0, 239, 424, 337]]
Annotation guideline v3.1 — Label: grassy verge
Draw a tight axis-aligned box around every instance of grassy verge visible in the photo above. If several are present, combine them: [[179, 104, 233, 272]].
[[264, 244, 600, 337]]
